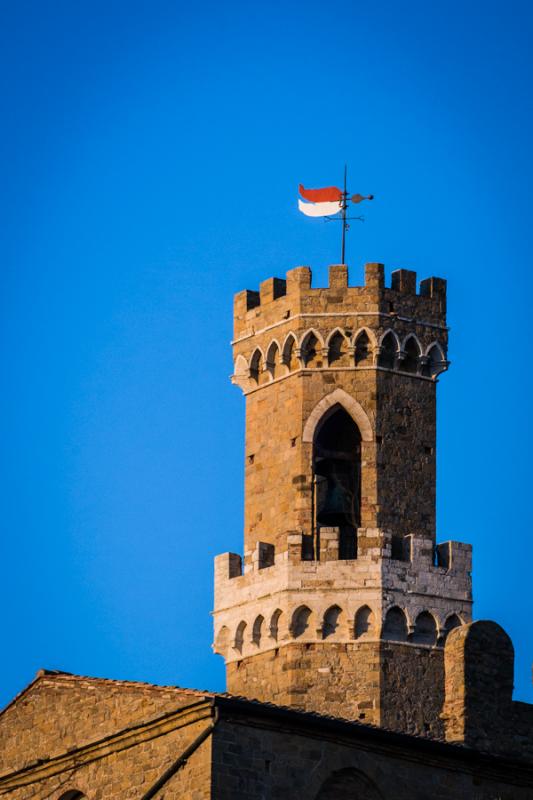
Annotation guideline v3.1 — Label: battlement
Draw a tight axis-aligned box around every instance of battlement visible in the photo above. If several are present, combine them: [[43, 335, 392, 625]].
[[233, 263, 447, 341], [213, 529, 472, 665]]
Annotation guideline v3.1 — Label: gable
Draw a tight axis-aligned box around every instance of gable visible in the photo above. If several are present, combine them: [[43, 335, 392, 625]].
[[0, 671, 208, 775]]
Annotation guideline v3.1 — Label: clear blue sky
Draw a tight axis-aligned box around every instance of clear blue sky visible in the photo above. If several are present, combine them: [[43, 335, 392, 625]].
[[1, 0, 532, 707]]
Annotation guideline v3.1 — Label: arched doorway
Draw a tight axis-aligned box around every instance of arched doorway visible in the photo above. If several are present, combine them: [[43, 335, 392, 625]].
[[314, 768, 383, 799], [313, 405, 361, 559]]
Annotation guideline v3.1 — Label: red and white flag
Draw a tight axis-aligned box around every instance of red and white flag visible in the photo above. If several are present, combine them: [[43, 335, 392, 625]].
[[298, 184, 342, 217], [298, 183, 374, 217]]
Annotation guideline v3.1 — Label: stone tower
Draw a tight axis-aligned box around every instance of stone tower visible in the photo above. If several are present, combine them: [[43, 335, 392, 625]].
[[213, 263, 472, 738]]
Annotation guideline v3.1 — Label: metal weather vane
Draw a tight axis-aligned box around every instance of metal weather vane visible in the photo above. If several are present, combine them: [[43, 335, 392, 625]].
[[298, 165, 373, 264]]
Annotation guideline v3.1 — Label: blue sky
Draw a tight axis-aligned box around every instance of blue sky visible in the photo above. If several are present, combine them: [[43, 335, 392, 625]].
[[1, 0, 532, 707]]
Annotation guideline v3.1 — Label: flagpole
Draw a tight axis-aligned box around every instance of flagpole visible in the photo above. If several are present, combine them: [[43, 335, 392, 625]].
[[341, 164, 348, 264]]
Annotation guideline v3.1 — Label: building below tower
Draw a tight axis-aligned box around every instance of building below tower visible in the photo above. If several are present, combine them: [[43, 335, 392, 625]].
[[1, 262, 531, 799]]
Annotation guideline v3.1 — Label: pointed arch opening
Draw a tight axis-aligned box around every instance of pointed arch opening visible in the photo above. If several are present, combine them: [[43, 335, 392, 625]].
[[403, 336, 421, 374], [234, 620, 247, 653], [282, 333, 298, 372], [266, 341, 280, 380], [424, 343, 447, 378], [354, 330, 372, 366], [378, 331, 398, 369], [301, 331, 321, 367], [328, 330, 349, 366], [249, 349, 263, 383], [313, 404, 361, 559]]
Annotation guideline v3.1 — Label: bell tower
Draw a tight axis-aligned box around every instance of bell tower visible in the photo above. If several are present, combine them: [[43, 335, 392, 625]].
[[213, 263, 472, 738]]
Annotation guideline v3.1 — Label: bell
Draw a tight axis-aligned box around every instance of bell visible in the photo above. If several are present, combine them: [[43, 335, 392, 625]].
[[316, 459, 353, 526]]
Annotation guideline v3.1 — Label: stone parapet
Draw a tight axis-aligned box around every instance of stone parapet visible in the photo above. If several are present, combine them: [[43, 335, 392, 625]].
[[213, 530, 472, 666]]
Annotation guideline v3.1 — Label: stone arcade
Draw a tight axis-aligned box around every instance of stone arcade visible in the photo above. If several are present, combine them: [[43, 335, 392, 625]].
[[1, 264, 532, 799]]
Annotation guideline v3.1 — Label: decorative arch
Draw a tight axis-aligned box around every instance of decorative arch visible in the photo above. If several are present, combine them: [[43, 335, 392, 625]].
[[378, 329, 400, 369], [325, 326, 347, 348], [424, 341, 448, 378], [402, 334, 422, 374], [281, 332, 299, 372], [234, 620, 247, 653], [326, 328, 350, 366], [270, 608, 283, 641], [322, 605, 343, 639], [378, 328, 401, 349], [382, 606, 408, 641], [252, 614, 265, 646], [300, 328, 324, 367], [354, 605, 375, 639], [299, 327, 325, 350], [402, 332, 423, 352], [302, 389, 373, 443], [352, 325, 378, 350], [214, 625, 231, 658], [233, 353, 248, 377], [249, 348, 264, 383], [265, 340, 281, 379], [412, 610, 438, 645], [353, 327, 376, 366], [290, 605, 312, 638], [443, 613, 463, 639]]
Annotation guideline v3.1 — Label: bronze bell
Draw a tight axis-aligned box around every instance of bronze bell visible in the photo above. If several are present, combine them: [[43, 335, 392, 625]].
[[316, 458, 354, 526]]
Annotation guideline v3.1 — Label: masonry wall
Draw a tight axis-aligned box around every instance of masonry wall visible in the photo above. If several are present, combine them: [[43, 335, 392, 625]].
[[211, 714, 533, 800], [0, 675, 214, 800], [226, 640, 445, 735]]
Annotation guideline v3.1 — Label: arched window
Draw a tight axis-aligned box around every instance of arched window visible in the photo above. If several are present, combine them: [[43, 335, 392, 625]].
[[291, 605, 312, 638], [354, 605, 374, 639], [378, 332, 397, 369], [403, 337, 421, 374], [282, 334, 298, 372], [301, 332, 320, 367], [313, 405, 361, 559], [328, 331, 349, 366], [314, 768, 383, 800], [322, 605, 343, 639], [252, 615, 264, 646], [214, 625, 230, 658], [354, 330, 372, 366], [412, 611, 437, 645], [443, 613, 462, 639], [234, 620, 247, 653], [266, 342, 280, 380], [382, 607, 408, 641], [270, 609, 283, 641]]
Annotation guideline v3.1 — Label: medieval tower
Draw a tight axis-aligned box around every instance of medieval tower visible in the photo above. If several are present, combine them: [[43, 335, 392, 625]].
[[213, 262, 472, 737], [1, 262, 531, 799]]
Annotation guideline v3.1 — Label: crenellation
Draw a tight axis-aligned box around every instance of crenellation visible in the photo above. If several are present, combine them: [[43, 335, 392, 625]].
[[232, 263, 447, 342]]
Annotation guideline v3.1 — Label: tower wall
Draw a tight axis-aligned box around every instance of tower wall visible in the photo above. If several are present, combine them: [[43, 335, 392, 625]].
[[217, 262, 469, 736], [233, 263, 447, 558]]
